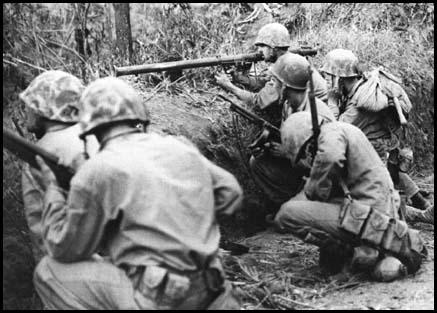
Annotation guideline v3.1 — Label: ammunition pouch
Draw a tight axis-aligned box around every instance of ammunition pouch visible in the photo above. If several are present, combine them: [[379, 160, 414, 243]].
[[338, 197, 426, 274], [361, 208, 391, 246], [339, 198, 371, 235]]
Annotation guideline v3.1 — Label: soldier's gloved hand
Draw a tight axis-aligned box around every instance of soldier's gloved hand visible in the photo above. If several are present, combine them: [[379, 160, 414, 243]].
[[35, 156, 58, 188], [214, 73, 233, 88], [264, 142, 287, 158]]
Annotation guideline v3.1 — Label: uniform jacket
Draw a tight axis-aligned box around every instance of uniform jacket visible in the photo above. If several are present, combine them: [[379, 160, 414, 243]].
[[305, 122, 400, 218], [22, 123, 98, 258], [40, 132, 243, 272]]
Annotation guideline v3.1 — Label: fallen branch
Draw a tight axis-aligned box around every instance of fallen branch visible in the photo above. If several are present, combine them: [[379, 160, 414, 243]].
[[143, 75, 186, 103], [237, 7, 261, 25], [3, 56, 47, 72]]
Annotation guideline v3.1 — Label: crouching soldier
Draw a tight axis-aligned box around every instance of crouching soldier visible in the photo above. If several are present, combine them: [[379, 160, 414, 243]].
[[247, 53, 335, 208], [273, 112, 426, 281], [320, 48, 433, 225], [387, 147, 434, 225], [19, 70, 98, 263], [33, 77, 243, 309]]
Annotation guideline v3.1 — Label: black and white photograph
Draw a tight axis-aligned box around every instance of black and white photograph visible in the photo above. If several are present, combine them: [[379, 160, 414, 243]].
[[3, 3, 434, 310]]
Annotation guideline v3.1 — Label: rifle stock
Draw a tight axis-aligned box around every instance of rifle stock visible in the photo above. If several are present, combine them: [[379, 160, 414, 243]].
[[3, 127, 75, 189]]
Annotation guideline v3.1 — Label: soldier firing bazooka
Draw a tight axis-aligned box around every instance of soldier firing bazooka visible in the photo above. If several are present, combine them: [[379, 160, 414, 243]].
[[248, 53, 335, 210], [18, 70, 99, 263], [273, 112, 426, 282], [32, 77, 243, 310], [214, 22, 330, 125], [320, 49, 433, 225]]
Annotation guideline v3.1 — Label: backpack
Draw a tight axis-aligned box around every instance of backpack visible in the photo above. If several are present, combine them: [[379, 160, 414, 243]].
[[351, 67, 413, 126]]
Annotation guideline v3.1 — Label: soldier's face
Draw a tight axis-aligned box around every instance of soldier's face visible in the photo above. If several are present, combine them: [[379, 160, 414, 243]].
[[257, 45, 275, 62], [24, 106, 44, 137], [324, 73, 342, 108]]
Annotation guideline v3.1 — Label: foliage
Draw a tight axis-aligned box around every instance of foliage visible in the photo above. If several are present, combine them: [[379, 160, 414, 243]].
[[2, 3, 434, 309]]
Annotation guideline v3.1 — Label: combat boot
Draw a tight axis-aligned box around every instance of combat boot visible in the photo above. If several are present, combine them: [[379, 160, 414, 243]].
[[405, 204, 434, 225], [410, 191, 432, 210], [319, 241, 354, 275]]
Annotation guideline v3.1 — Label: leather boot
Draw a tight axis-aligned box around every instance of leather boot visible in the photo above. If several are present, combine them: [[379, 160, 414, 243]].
[[410, 192, 432, 210]]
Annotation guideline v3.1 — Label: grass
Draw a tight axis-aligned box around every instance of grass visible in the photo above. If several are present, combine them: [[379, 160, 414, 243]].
[[2, 3, 434, 309]]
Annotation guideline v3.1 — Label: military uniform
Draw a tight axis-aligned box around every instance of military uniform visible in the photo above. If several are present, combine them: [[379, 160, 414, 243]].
[[321, 49, 429, 221], [22, 124, 98, 262], [274, 112, 425, 278], [243, 63, 328, 111], [33, 77, 243, 310], [249, 53, 334, 206], [19, 70, 98, 263]]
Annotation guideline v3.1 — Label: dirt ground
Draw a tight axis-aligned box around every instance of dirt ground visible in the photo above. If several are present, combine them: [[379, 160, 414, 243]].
[[223, 175, 434, 310]]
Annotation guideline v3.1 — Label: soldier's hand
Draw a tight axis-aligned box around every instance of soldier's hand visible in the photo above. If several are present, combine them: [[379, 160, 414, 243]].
[[265, 142, 287, 158], [35, 156, 58, 188], [250, 146, 265, 158], [214, 73, 233, 88]]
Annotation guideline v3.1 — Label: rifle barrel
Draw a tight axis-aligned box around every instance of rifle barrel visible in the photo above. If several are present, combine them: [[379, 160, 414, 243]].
[[3, 127, 58, 169], [3, 127, 75, 189], [115, 52, 264, 77], [217, 94, 280, 133]]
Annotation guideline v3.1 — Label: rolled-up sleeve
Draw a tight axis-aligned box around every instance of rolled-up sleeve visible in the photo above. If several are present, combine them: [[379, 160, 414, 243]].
[[41, 180, 106, 262]]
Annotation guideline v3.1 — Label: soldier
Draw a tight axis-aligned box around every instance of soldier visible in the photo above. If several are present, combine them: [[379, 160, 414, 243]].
[[32, 77, 243, 310], [388, 147, 434, 225], [215, 22, 329, 128], [248, 53, 335, 208], [19, 70, 98, 263], [320, 49, 433, 224], [274, 112, 426, 281]]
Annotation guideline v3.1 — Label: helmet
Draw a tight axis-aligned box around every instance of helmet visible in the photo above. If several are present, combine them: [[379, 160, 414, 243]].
[[254, 23, 290, 48], [320, 49, 361, 78], [271, 53, 310, 90], [79, 77, 150, 138], [281, 112, 316, 165], [19, 70, 84, 123]]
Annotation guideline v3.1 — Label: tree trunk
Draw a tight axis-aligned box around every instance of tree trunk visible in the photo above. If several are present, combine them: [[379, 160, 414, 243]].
[[113, 3, 133, 64]]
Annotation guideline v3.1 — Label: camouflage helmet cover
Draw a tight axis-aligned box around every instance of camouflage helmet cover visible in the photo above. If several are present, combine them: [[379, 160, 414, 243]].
[[79, 77, 150, 138], [281, 112, 317, 165], [254, 23, 290, 48], [271, 53, 310, 90], [320, 49, 361, 78], [19, 70, 84, 123]]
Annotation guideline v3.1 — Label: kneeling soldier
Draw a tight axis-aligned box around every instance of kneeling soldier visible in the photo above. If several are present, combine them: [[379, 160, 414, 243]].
[[33, 77, 243, 309], [274, 112, 426, 281]]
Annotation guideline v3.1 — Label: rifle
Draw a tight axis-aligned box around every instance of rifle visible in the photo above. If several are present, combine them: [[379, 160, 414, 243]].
[[115, 47, 318, 77], [307, 65, 319, 156], [3, 127, 74, 189], [216, 94, 280, 153]]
